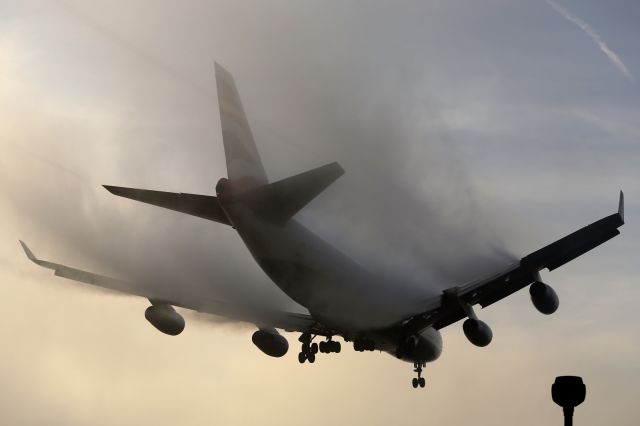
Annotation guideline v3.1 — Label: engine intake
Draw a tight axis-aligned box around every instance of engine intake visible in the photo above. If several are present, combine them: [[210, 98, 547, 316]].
[[252, 328, 289, 357], [529, 281, 559, 315], [145, 304, 185, 336], [463, 318, 493, 347]]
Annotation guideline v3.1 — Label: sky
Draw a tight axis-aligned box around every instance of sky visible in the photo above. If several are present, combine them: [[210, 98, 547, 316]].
[[0, 0, 639, 425]]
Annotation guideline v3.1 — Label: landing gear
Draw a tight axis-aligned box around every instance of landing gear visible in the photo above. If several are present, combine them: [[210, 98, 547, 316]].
[[411, 362, 426, 388], [298, 334, 326, 363], [353, 339, 375, 352], [319, 339, 341, 353], [298, 333, 312, 363], [299, 334, 342, 362]]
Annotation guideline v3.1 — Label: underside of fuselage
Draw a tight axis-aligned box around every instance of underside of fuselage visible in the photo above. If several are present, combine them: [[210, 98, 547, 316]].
[[214, 182, 444, 366], [219, 192, 429, 331]]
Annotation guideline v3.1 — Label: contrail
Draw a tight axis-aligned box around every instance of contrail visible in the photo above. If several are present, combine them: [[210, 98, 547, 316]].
[[546, 0, 634, 82]]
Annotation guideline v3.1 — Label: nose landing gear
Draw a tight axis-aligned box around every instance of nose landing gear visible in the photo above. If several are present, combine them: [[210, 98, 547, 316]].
[[412, 362, 426, 388]]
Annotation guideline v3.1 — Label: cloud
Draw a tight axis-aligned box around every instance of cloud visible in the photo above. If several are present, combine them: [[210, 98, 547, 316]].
[[546, 0, 635, 82]]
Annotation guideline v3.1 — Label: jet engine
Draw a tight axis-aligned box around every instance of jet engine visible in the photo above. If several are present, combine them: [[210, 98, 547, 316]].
[[529, 281, 559, 314], [462, 318, 493, 347], [252, 328, 289, 357], [145, 304, 185, 336]]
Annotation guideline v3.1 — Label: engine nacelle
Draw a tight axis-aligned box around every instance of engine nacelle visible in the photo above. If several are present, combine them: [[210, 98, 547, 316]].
[[145, 304, 185, 336], [463, 318, 493, 347], [252, 328, 289, 357], [529, 281, 559, 315]]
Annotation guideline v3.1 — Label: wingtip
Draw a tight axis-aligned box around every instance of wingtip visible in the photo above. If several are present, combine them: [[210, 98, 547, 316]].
[[618, 190, 625, 223], [19, 240, 37, 263], [103, 185, 121, 195]]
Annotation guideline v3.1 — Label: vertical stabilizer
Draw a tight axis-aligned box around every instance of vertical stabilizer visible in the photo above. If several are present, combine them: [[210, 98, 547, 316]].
[[215, 63, 268, 187]]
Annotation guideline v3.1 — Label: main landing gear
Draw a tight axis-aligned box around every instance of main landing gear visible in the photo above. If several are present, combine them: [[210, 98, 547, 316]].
[[412, 362, 426, 389], [319, 339, 341, 354], [353, 339, 375, 352], [298, 334, 341, 363], [298, 334, 317, 364]]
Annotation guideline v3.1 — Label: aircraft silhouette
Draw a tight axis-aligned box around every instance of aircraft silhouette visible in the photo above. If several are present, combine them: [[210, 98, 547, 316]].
[[21, 64, 624, 388]]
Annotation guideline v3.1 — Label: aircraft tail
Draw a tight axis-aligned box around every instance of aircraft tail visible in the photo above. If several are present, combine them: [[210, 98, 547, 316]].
[[103, 65, 344, 227], [215, 63, 268, 188], [234, 162, 344, 226]]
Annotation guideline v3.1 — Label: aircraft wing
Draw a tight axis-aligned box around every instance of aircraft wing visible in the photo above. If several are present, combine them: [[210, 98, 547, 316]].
[[18, 241, 320, 334], [403, 191, 625, 333]]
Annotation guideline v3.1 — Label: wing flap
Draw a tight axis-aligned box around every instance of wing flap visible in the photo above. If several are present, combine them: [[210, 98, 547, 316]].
[[103, 186, 231, 225]]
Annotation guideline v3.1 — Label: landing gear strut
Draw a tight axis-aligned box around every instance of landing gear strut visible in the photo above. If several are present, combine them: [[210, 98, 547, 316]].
[[411, 362, 426, 388]]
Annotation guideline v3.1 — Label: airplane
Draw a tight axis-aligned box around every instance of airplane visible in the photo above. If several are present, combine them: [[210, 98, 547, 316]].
[[20, 63, 625, 389]]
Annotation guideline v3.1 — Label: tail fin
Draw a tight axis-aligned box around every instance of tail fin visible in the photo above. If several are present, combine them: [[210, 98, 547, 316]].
[[215, 63, 268, 187]]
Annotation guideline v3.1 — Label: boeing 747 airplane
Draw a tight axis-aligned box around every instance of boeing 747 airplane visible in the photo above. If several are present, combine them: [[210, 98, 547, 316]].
[[20, 64, 625, 388]]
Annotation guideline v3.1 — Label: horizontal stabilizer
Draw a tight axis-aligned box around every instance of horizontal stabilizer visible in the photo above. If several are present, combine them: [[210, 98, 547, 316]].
[[103, 186, 231, 226], [238, 162, 344, 226]]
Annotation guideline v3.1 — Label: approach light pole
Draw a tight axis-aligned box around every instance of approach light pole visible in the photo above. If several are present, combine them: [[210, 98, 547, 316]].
[[552, 376, 586, 426]]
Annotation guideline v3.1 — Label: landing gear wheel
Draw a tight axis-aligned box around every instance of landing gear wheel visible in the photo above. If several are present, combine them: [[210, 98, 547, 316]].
[[335, 341, 341, 353], [411, 362, 425, 389], [307, 353, 316, 363], [319, 341, 327, 353], [298, 352, 306, 364], [310, 343, 318, 354]]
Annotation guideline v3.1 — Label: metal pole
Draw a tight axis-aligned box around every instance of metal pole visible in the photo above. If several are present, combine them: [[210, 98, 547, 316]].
[[563, 406, 574, 426]]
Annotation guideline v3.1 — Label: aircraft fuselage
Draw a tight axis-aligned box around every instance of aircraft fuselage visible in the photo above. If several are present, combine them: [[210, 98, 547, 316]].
[[217, 178, 443, 364]]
